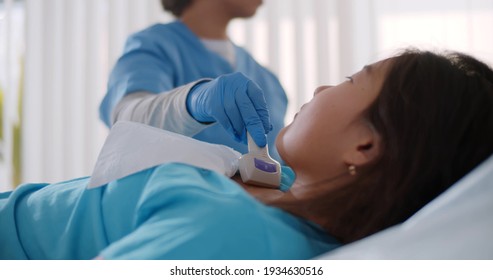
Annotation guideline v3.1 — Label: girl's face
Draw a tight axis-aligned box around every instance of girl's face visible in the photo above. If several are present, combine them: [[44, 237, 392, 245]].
[[276, 59, 390, 191]]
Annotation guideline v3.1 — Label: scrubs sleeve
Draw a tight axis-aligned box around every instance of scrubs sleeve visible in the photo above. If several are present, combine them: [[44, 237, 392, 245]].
[[110, 81, 213, 135], [100, 31, 177, 126]]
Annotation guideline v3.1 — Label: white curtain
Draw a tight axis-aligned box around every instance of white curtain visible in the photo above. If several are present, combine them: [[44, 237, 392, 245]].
[[5, 0, 491, 187], [1, 0, 24, 190], [21, 0, 170, 185]]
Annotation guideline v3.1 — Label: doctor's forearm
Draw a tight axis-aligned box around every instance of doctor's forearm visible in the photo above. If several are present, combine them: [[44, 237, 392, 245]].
[[111, 82, 210, 136]]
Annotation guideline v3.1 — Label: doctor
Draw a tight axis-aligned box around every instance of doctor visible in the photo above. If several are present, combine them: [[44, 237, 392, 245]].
[[99, 0, 287, 161]]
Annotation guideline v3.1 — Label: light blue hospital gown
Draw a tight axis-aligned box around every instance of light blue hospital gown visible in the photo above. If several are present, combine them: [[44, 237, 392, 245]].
[[0, 164, 340, 259], [99, 21, 288, 161]]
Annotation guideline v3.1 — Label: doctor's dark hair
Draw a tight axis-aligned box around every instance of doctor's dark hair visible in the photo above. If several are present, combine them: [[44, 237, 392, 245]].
[[161, 0, 193, 17], [326, 49, 493, 243]]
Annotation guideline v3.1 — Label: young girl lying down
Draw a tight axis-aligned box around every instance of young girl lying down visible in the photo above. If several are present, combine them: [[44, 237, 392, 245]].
[[1, 49, 493, 260]]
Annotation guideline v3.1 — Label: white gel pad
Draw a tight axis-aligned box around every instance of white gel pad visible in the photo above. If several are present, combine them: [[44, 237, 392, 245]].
[[238, 133, 281, 188]]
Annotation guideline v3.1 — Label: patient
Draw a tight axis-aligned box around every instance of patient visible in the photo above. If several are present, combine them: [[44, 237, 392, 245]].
[[1, 49, 493, 259]]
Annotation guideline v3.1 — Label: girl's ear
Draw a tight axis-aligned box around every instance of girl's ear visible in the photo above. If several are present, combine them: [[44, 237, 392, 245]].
[[343, 123, 381, 166]]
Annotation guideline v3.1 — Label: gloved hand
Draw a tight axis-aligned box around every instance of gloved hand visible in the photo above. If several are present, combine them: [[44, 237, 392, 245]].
[[186, 72, 272, 147]]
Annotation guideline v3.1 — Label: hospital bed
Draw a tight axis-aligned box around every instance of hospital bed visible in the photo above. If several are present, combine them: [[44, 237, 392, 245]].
[[93, 121, 493, 259]]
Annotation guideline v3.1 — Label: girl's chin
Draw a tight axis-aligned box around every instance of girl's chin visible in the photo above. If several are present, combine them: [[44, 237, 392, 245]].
[[275, 128, 291, 167]]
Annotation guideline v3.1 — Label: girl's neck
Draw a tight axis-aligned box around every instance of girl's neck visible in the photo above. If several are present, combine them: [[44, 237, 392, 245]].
[[232, 175, 329, 228], [231, 174, 286, 204]]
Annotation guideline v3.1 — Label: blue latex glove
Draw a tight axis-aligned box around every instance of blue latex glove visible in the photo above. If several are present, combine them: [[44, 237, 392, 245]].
[[186, 72, 272, 147]]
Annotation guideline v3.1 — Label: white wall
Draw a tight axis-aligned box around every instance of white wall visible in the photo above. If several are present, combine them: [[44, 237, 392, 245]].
[[1, 0, 492, 188]]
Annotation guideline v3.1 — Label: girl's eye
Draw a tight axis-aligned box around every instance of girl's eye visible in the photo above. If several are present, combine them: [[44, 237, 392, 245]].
[[345, 76, 354, 83]]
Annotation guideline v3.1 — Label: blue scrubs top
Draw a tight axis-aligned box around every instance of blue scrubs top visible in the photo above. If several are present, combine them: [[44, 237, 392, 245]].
[[100, 21, 288, 161], [0, 164, 340, 260]]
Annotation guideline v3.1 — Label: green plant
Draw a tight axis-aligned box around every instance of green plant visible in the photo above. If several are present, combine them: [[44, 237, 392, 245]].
[[13, 57, 24, 187]]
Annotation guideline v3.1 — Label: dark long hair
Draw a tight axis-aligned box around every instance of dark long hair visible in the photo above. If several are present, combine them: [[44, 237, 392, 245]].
[[160, 0, 194, 17], [327, 50, 493, 243]]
